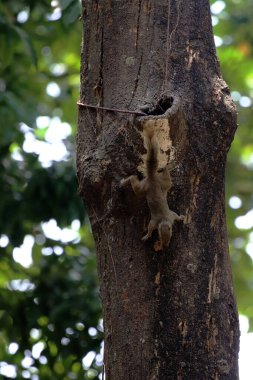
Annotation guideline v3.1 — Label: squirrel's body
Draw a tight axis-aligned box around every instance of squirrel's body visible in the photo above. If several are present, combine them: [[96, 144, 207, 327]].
[[121, 123, 184, 248]]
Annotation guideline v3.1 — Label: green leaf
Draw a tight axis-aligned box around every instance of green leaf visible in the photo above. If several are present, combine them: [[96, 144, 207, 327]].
[[13, 25, 38, 67], [62, 1, 80, 26], [58, 0, 75, 11]]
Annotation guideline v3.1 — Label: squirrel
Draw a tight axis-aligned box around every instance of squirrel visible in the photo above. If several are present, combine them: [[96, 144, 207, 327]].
[[120, 121, 184, 248]]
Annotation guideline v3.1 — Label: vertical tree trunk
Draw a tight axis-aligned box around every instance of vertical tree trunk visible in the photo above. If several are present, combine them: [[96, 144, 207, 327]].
[[77, 1, 239, 379]]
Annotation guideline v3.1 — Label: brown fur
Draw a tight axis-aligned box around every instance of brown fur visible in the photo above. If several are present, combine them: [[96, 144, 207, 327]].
[[121, 124, 184, 248]]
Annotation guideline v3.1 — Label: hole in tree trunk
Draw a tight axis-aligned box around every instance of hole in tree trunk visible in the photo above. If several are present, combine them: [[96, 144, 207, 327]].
[[141, 96, 174, 116]]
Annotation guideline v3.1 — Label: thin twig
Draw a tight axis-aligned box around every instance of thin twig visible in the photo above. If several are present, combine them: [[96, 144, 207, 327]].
[[168, 0, 181, 52], [77, 101, 146, 116]]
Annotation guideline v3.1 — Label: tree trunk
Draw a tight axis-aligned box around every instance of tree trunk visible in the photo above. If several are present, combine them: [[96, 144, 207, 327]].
[[77, 1, 239, 379]]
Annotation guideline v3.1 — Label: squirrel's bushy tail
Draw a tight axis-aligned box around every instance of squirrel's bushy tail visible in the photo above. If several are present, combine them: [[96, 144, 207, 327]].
[[143, 122, 159, 177]]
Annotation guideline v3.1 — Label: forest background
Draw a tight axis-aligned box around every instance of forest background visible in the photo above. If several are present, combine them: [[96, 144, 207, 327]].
[[0, 0, 252, 379]]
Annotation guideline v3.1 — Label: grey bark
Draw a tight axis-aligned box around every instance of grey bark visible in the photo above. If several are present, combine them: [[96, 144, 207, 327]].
[[77, 1, 239, 379]]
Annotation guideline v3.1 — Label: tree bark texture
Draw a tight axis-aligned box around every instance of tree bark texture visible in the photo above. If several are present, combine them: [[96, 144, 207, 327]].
[[77, 1, 239, 379]]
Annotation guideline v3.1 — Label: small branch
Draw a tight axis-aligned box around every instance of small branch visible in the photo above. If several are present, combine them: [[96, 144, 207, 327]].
[[77, 101, 146, 116]]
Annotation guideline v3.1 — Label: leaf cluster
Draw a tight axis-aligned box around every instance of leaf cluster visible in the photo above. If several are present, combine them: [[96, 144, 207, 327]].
[[0, 1, 103, 379]]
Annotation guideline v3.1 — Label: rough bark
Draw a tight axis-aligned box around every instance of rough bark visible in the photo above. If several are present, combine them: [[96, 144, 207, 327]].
[[77, 1, 239, 379]]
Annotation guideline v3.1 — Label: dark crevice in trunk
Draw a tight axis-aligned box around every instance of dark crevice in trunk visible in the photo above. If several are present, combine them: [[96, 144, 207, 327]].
[[140, 95, 174, 116]]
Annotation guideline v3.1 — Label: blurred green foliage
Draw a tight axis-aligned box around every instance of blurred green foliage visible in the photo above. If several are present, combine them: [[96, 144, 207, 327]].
[[213, 0, 253, 328], [0, 0, 102, 379], [0, 0, 253, 379]]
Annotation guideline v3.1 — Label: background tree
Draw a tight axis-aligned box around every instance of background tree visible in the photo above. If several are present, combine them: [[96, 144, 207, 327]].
[[0, 0, 253, 379]]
